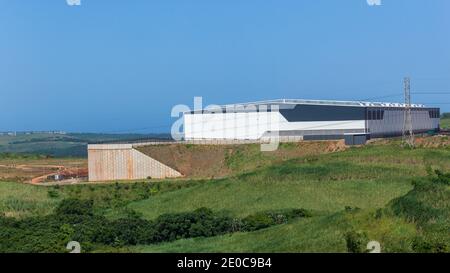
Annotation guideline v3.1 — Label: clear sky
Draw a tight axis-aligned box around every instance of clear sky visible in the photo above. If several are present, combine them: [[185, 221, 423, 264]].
[[1, 0, 449, 133]]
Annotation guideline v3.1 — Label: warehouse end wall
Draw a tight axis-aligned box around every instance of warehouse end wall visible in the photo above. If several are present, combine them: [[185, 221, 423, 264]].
[[367, 108, 440, 138], [88, 144, 182, 181]]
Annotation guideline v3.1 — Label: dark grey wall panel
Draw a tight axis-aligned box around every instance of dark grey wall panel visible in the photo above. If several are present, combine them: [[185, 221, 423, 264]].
[[303, 135, 344, 141], [344, 134, 368, 145], [263, 129, 366, 137], [280, 105, 366, 122]]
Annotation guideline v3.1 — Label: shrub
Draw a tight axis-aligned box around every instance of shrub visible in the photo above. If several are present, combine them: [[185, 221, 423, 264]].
[[55, 199, 94, 216], [150, 208, 233, 243], [0, 202, 310, 252], [431, 170, 450, 185], [283, 208, 312, 219], [390, 170, 449, 226], [242, 209, 311, 231], [47, 189, 59, 199], [230, 218, 244, 232], [242, 213, 275, 231], [345, 206, 361, 212], [345, 230, 369, 253], [111, 218, 152, 245], [412, 235, 449, 253]]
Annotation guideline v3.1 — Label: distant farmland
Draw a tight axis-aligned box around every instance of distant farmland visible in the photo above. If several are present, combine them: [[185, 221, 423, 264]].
[[0, 133, 171, 157]]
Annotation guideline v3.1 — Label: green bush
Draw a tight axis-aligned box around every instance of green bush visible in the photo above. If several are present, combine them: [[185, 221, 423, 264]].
[[242, 213, 275, 231], [242, 208, 311, 231], [390, 170, 449, 225], [345, 230, 369, 253], [412, 235, 449, 253], [0, 199, 311, 252], [431, 170, 450, 185], [387, 170, 450, 253], [150, 207, 233, 242], [47, 189, 59, 199], [55, 199, 94, 216], [111, 218, 152, 245]]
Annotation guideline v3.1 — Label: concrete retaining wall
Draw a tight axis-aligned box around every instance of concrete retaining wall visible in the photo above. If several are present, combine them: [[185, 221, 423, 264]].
[[88, 144, 182, 181]]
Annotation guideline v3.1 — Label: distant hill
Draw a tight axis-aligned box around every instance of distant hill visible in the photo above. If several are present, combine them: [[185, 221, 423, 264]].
[[0, 133, 171, 157]]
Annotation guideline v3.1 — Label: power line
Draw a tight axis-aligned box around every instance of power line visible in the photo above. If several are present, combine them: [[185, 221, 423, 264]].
[[412, 92, 450, 95], [360, 91, 450, 102]]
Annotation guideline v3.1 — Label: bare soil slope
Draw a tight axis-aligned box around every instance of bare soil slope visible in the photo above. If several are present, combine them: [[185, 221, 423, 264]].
[[415, 135, 450, 148], [136, 141, 346, 178]]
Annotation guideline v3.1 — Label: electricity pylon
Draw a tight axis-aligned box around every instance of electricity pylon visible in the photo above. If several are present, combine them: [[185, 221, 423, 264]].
[[402, 77, 414, 147]]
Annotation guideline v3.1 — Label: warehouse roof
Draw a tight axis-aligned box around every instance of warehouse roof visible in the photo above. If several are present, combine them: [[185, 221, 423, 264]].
[[185, 99, 432, 114], [220, 99, 425, 108]]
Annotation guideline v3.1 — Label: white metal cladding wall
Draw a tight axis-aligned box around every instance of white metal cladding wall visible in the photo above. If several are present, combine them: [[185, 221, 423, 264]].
[[88, 144, 182, 181], [184, 111, 276, 140], [367, 109, 440, 137], [184, 111, 366, 140]]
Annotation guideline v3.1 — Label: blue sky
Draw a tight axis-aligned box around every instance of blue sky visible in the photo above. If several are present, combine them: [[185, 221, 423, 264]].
[[1, 0, 449, 132]]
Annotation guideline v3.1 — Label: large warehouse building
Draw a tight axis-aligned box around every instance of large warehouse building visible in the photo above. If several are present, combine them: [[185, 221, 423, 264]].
[[87, 98, 440, 181], [184, 99, 440, 141]]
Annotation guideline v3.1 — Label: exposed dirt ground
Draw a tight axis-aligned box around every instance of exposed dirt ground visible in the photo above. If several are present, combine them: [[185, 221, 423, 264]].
[[137, 140, 347, 178], [414, 135, 450, 148], [0, 158, 87, 183], [368, 135, 450, 148]]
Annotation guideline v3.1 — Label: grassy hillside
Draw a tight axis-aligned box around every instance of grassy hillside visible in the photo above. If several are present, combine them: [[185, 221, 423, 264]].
[[0, 182, 65, 218], [1, 136, 449, 253], [388, 171, 450, 251], [123, 140, 450, 220], [135, 214, 352, 253], [134, 210, 418, 253], [125, 174, 412, 220], [135, 170, 450, 253], [136, 141, 346, 178]]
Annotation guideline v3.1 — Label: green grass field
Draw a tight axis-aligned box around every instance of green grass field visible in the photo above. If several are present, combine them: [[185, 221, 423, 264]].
[[126, 176, 412, 220], [0, 182, 65, 218], [128, 140, 450, 253], [123, 142, 450, 220], [1, 137, 449, 252], [134, 210, 418, 253], [442, 117, 450, 129], [134, 165, 450, 253]]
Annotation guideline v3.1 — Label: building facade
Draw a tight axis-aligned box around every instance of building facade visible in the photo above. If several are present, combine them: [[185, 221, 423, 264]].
[[183, 99, 440, 140]]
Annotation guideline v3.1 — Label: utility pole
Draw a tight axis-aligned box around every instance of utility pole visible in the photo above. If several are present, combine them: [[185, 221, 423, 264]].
[[402, 77, 414, 147]]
